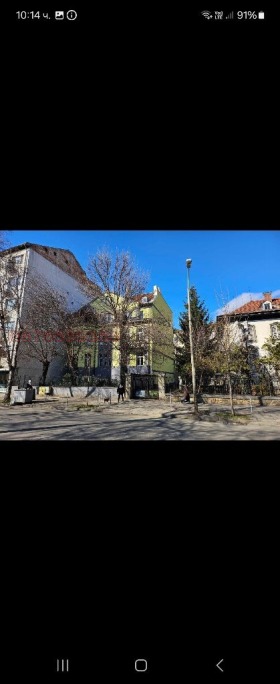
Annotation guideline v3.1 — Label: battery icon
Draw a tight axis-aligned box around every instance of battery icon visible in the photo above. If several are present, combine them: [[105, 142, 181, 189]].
[[258, 11, 265, 19]]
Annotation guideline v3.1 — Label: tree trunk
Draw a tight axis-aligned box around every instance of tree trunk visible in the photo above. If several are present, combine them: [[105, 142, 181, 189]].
[[3, 329, 22, 402], [41, 360, 50, 385], [4, 366, 16, 403], [69, 366, 76, 385], [66, 362, 77, 395], [197, 370, 204, 395], [193, 389, 199, 416], [228, 373, 235, 416], [119, 327, 128, 385]]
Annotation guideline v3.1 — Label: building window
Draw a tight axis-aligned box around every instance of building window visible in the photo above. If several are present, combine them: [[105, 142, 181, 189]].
[[84, 353, 91, 368], [5, 321, 16, 331], [5, 299, 16, 311], [247, 324, 257, 342], [131, 308, 143, 320], [137, 354, 147, 366], [137, 327, 144, 341], [99, 353, 111, 367], [12, 255, 23, 265], [263, 301, 272, 310], [240, 323, 257, 343], [270, 324, 280, 340], [8, 276, 22, 289], [141, 296, 148, 304]]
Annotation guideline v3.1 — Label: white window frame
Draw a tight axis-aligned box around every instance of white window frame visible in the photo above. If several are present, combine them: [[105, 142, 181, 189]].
[[131, 308, 144, 320], [270, 324, 280, 340], [5, 299, 16, 311], [8, 276, 22, 289], [5, 320, 16, 331], [12, 255, 23, 265], [247, 324, 257, 342], [136, 353, 147, 366]]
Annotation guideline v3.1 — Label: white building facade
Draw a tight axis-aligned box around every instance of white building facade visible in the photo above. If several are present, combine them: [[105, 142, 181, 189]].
[[217, 291, 280, 393], [0, 242, 92, 387]]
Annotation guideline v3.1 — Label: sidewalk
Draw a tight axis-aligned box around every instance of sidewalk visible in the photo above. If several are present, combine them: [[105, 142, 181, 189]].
[[1, 397, 280, 439], [1, 394, 280, 429]]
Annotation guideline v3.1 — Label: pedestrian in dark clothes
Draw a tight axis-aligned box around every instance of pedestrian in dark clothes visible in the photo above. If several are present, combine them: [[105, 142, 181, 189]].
[[117, 383, 125, 402]]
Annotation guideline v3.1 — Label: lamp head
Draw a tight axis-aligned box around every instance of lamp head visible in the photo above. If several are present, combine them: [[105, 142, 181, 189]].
[[186, 259, 192, 268]]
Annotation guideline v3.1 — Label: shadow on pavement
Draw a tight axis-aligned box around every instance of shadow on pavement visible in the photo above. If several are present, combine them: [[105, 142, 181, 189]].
[[1, 409, 280, 440]]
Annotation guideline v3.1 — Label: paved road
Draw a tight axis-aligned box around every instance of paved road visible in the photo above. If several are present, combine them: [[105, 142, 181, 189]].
[[0, 399, 280, 439]]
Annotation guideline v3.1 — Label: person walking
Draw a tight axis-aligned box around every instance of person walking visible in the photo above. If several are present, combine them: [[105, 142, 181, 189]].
[[117, 383, 125, 402], [181, 384, 190, 402]]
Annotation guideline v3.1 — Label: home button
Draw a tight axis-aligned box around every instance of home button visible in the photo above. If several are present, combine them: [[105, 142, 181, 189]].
[[135, 659, 148, 672]]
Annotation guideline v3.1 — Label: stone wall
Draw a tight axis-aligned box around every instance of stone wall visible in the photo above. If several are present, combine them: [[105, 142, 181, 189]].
[[202, 394, 280, 406]]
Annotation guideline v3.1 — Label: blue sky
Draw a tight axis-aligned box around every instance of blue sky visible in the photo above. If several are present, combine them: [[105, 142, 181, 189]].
[[6, 229, 280, 328]]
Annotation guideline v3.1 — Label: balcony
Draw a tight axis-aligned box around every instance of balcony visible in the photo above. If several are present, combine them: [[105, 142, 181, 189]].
[[127, 365, 150, 375]]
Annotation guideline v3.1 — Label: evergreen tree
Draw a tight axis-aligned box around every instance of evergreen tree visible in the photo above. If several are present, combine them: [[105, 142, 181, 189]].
[[176, 286, 213, 393]]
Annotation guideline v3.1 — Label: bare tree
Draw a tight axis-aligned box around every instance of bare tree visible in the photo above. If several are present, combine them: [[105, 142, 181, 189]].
[[212, 297, 248, 415], [85, 249, 176, 385], [86, 248, 150, 382], [0, 251, 27, 402], [122, 312, 174, 375], [19, 278, 69, 385], [57, 304, 99, 386], [13, 276, 98, 390], [257, 323, 280, 394], [0, 243, 97, 397]]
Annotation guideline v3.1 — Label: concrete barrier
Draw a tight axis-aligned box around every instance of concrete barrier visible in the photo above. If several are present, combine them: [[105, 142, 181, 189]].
[[13, 389, 33, 404], [51, 386, 118, 400]]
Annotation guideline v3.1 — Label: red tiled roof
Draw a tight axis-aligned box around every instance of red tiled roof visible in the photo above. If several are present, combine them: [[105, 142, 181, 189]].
[[133, 293, 154, 303], [233, 298, 280, 314]]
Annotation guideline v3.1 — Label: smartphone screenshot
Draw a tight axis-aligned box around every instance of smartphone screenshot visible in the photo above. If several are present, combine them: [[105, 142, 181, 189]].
[[1, 4, 278, 682]]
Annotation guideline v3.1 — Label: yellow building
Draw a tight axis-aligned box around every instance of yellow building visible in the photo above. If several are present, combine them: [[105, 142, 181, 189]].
[[77, 285, 175, 394]]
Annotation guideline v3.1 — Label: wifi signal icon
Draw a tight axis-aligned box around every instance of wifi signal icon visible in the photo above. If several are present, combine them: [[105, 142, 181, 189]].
[[201, 10, 213, 19]]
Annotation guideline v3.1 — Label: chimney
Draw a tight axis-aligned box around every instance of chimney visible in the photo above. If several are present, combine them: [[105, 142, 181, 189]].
[[263, 292, 272, 302]]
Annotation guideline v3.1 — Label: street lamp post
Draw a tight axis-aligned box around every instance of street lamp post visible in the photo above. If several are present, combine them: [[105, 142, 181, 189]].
[[243, 319, 252, 395], [186, 259, 198, 415]]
